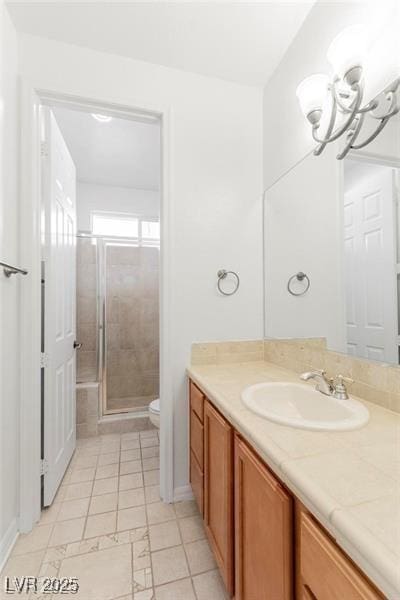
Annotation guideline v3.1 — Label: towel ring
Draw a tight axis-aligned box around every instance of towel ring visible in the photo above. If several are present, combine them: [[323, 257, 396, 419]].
[[287, 272, 310, 296], [217, 269, 240, 296]]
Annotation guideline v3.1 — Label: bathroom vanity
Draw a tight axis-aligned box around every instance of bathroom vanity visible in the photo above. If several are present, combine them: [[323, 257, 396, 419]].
[[187, 369, 395, 599]]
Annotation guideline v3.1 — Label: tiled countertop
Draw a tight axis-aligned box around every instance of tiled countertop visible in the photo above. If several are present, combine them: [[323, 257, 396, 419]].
[[187, 361, 400, 599]]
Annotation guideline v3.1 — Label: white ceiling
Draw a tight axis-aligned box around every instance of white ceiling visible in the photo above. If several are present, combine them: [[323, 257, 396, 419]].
[[52, 106, 160, 190], [6, 1, 315, 86]]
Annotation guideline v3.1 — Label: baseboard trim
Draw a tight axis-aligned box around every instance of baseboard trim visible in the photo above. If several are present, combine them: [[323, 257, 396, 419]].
[[173, 485, 194, 503], [0, 518, 19, 573]]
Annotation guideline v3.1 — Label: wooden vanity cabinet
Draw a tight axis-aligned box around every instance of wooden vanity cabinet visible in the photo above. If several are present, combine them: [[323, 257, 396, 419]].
[[188, 379, 385, 600], [235, 434, 293, 600], [296, 504, 383, 600], [203, 400, 234, 596], [189, 381, 205, 515]]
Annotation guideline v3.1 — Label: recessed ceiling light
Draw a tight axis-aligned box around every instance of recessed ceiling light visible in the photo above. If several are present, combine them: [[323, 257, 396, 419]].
[[91, 113, 112, 123]]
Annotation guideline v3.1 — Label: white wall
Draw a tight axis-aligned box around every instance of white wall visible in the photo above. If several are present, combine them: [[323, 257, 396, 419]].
[[18, 34, 264, 494], [263, 0, 400, 353], [77, 182, 160, 231], [0, 2, 20, 567]]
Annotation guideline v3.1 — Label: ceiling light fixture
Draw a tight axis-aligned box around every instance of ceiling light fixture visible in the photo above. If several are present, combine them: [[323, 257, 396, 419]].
[[296, 24, 399, 160], [91, 113, 113, 123]]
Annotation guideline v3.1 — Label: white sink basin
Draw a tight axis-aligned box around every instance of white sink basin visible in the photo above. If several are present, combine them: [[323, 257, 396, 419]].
[[241, 382, 369, 431]]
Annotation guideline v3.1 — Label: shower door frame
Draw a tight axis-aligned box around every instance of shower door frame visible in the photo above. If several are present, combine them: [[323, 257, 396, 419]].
[[97, 234, 159, 417], [19, 86, 175, 535]]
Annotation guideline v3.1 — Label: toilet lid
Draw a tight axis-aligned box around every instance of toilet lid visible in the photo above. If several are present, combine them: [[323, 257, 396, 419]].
[[149, 398, 160, 414]]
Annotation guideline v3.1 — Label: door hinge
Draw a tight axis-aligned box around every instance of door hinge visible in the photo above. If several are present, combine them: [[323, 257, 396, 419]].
[[40, 459, 49, 476], [40, 141, 48, 157], [40, 352, 49, 368]]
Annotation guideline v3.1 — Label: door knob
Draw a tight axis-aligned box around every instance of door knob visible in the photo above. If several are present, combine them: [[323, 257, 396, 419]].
[[73, 341, 82, 349]]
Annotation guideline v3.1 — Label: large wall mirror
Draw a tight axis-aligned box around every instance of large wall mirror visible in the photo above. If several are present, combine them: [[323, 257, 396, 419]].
[[264, 82, 400, 365]]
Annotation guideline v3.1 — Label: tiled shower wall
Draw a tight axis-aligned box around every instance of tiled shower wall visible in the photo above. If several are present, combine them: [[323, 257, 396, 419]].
[[76, 237, 98, 382], [106, 244, 159, 412]]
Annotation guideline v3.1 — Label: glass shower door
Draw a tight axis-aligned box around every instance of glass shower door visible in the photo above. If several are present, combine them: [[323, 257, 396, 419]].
[[102, 240, 159, 414]]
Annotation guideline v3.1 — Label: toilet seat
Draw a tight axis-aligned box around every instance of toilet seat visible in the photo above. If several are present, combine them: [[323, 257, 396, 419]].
[[149, 398, 160, 414]]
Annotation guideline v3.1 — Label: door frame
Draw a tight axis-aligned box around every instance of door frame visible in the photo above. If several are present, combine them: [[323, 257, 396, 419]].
[[339, 150, 400, 363], [19, 83, 174, 532]]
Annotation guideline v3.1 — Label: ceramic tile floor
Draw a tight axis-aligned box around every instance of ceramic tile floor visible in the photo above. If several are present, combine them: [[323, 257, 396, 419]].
[[1, 430, 228, 600]]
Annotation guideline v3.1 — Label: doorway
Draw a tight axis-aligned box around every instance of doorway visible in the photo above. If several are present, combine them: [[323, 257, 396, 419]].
[[343, 157, 400, 363], [39, 100, 163, 508], [19, 89, 173, 532]]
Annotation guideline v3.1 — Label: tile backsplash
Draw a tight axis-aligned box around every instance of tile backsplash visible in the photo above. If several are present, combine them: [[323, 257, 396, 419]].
[[191, 338, 400, 413], [264, 338, 400, 413], [191, 340, 264, 365]]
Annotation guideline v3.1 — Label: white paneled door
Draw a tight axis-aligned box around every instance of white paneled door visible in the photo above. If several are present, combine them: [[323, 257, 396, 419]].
[[344, 167, 398, 363], [42, 107, 77, 505]]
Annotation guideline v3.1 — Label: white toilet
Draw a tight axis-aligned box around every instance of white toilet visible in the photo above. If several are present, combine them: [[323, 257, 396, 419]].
[[149, 398, 160, 429]]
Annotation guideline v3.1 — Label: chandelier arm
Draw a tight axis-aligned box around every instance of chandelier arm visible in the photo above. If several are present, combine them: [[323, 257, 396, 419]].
[[333, 78, 379, 115], [368, 91, 399, 120], [349, 116, 390, 151], [313, 93, 338, 156], [336, 113, 365, 160], [333, 83, 378, 115], [312, 84, 363, 145]]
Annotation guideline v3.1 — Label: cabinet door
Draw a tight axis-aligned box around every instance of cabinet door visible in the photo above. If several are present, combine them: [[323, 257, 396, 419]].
[[299, 510, 382, 600], [204, 400, 234, 596], [235, 435, 293, 600]]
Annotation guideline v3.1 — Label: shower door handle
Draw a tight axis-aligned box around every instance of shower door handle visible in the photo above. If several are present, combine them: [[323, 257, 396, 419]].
[[73, 341, 82, 350]]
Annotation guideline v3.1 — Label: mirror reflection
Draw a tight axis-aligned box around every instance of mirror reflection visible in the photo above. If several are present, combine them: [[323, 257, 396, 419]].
[[264, 84, 400, 365]]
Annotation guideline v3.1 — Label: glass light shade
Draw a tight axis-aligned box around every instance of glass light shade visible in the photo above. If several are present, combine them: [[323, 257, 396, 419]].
[[91, 113, 112, 123], [327, 25, 368, 79], [296, 74, 329, 117]]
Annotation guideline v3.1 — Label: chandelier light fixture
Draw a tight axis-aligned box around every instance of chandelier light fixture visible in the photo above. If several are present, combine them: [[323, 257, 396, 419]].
[[296, 25, 400, 160]]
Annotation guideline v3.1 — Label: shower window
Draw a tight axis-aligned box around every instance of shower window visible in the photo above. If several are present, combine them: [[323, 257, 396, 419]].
[[92, 212, 139, 238], [141, 220, 160, 242], [91, 211, 160, 246]]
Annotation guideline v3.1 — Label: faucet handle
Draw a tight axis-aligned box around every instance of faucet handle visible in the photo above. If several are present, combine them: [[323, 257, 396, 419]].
[[334, 374, 354, 386], [332, 374, 353, 400]]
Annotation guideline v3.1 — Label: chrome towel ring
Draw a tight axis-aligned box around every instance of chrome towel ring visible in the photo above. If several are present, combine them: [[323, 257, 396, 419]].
[[287, 272, 310, 296], [217, 269, 240, 296]]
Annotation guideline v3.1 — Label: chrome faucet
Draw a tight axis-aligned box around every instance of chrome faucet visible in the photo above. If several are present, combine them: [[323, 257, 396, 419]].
[[300, 370, 333, 396], [300, 370, 352, 400]]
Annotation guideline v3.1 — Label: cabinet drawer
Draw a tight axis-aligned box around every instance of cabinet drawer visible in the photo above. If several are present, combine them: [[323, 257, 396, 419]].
[[190, 450, 204, 516], [300, 512, 382, 600], [190, 409, 204, 470], [190, 381, 204, 422]]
